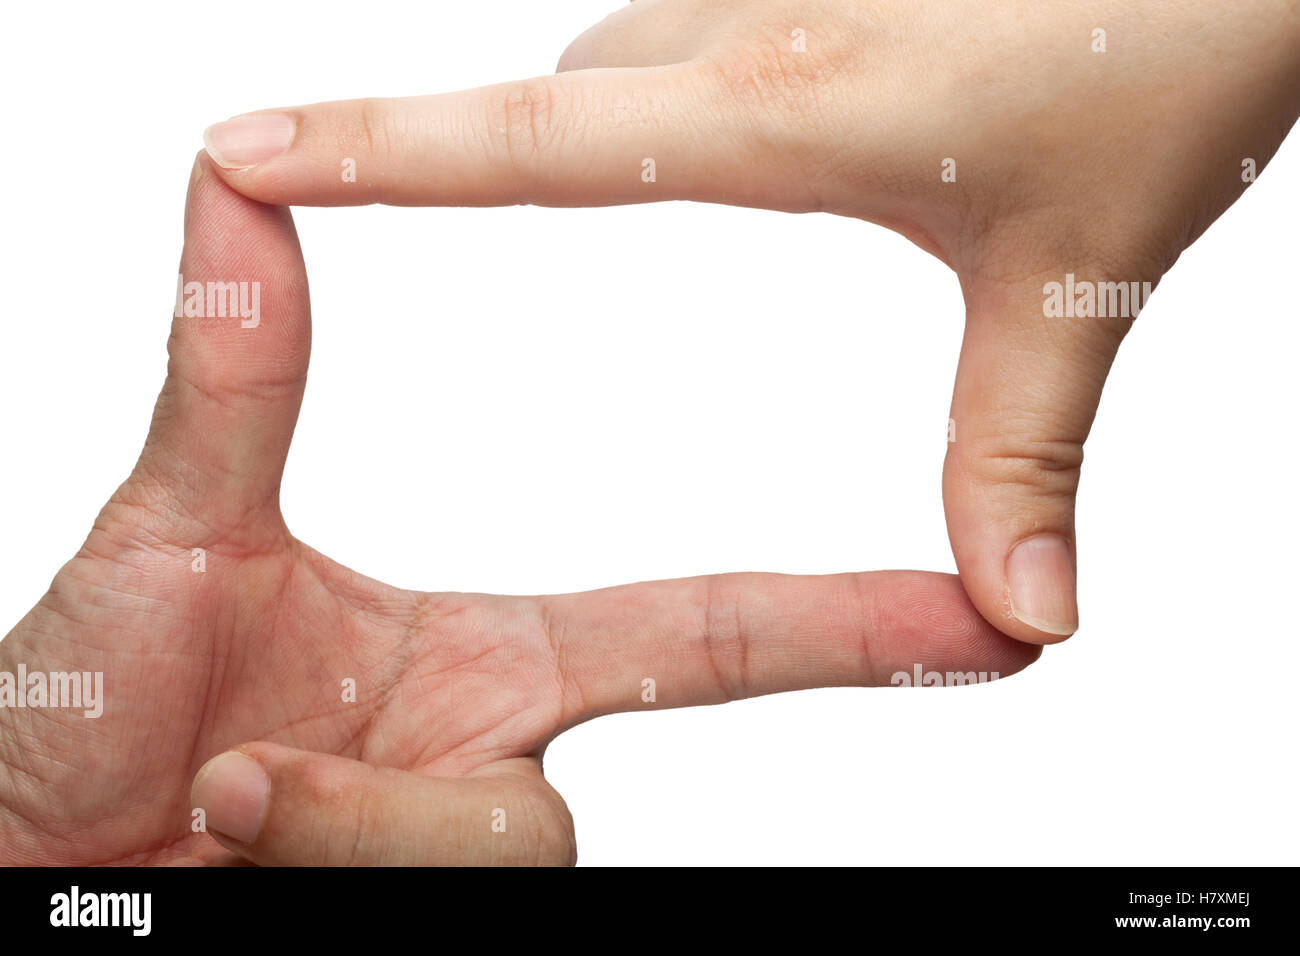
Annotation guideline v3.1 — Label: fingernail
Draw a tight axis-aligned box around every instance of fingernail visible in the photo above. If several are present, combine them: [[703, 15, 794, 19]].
[[1007, 534, 1078, 636], [203, 113, 295, 170], [192, 751, 270, 844]]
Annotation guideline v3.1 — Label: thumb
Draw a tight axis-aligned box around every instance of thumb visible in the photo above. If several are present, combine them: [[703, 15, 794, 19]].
[[944, 271, 1140, 644], [127, 152, 310, 543], [190, 743, 576, 866]]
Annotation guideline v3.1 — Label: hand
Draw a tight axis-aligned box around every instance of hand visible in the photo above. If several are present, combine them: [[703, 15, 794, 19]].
[[0, 157, 1037, 865], [199, 0, 1300, 642]]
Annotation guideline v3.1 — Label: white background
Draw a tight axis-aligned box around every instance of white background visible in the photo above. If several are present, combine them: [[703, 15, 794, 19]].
[[1, 1, 1296, 865]]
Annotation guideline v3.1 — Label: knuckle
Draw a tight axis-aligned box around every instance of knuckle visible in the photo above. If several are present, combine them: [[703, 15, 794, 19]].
[[540, 813, 578, 868], [956, 438, 1085, 501], [290, 759, 361, 864], [341, 789, 374, 865], [691, 17, 868, 205], [700, 574, 751, 702], [489, 77, 569, 171], [700, 15, 860, 123], [523, 787, 578, 866], [354, 97, 396, 157]]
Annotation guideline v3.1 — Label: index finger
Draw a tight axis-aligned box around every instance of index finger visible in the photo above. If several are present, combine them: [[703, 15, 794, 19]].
[[540, 570, 1042, 726], [202, 66, 754, 209]]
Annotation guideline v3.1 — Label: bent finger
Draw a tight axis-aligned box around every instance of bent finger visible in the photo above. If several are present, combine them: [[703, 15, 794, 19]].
[[191, 743, 575, 866]]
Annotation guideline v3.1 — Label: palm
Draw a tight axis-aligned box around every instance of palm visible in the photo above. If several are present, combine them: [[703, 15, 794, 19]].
[[0, 159, 1037, 865], [2, 501, 576, 864]]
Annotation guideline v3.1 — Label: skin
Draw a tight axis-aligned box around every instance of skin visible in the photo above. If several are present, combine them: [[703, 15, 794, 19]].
[[202, 0, 1300, 642], [0, 156, 1037, 866], [3, 0, 1298, 865]]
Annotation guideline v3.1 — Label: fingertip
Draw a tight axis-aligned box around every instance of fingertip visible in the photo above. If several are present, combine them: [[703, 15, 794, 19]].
[[203, 112, 297, 171], [939, 572, 1048, 677], [1007, 623, 1076, 647], [874, 571, 1045, 683], [191, 747, 271, 847], [1007, 534, 1078, 638]]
